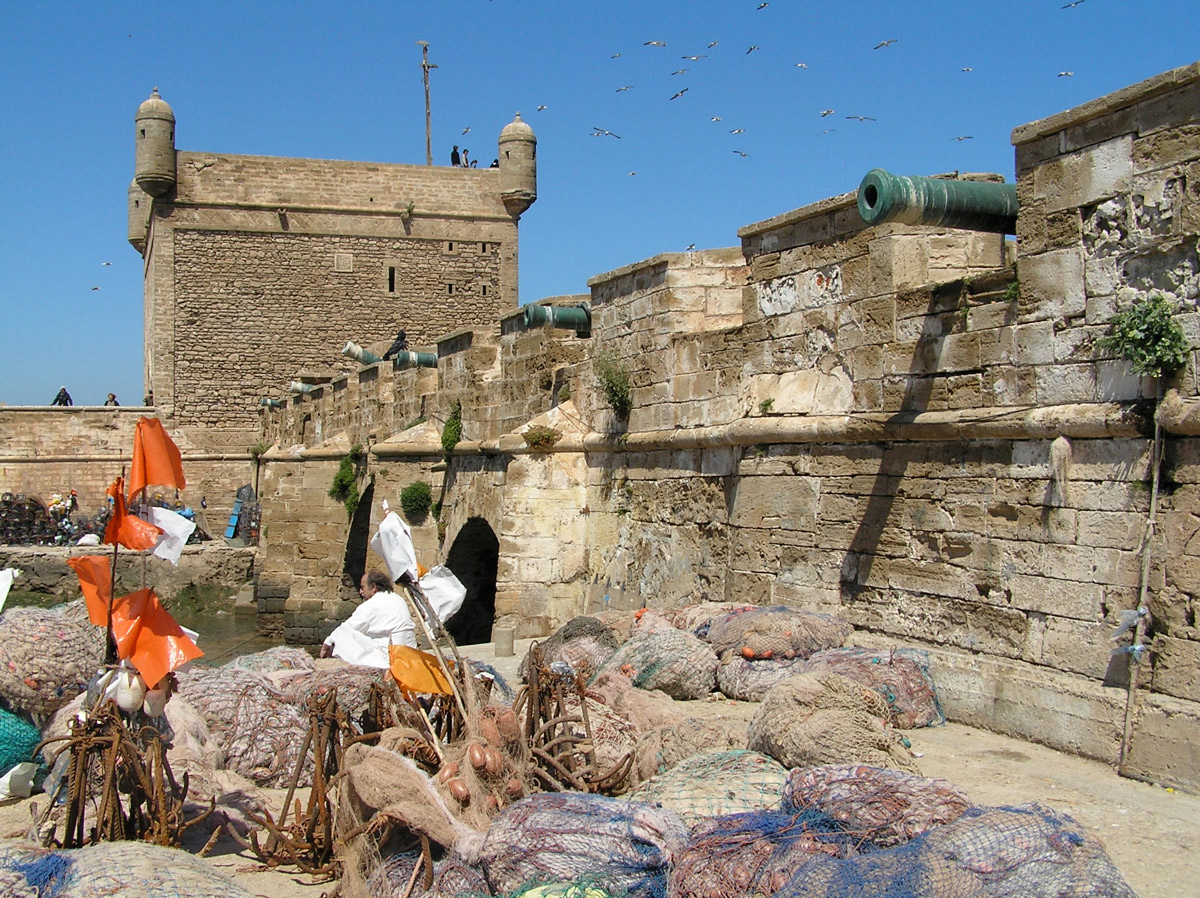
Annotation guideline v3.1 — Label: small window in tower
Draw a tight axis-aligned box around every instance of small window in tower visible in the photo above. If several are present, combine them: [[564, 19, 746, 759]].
[[140, 129, 146, 138], [388, 267, 395, 293], [480, 242, 487, 253], [447, 242, 454, 252], [482, 285, 488, 296], [447, 284, 454, 295]]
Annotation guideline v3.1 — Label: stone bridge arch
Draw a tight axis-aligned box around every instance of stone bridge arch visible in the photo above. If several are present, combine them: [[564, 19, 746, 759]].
[[443, 516, 499, 645]]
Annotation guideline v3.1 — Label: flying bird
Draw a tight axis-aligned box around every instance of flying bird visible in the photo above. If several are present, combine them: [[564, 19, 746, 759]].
[[536, 105, 547, 111], [682, 55, 707, 60], [644, 40, 666, 47], [874, 39, 898, 49], [1058, 71, 1074, 77], [101, 261, 112, 266], [746, 45, 760, 54], [821, 129, 836, 135], [461, 126, 471, 134], [953, 135, 974, 141], [672, 68, 689, 75], [670, 87, 689, 100], [611, 53, 622, 58], [616, 85, 634, 92], [591, 127, 621, 138], [628, 171, 637, 176], [820, 109, 835, 117], [732, 150, 750, 157], [91, 286, 100, 291], [757, 2, 769, 9], [708, 41, 719, 48], [1061, 0, 1085, 7], [729, 128, 745, 134], [846, 115, 876, 122], [961, 66, 973, 72], [794, 62, 808, 69], [685, 243, 696, 251]]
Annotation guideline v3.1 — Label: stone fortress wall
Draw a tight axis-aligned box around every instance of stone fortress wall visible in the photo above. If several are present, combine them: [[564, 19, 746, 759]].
[[254, 63, 1200, 789]]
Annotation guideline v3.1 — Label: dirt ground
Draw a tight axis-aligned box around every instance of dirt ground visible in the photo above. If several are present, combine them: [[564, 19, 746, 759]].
[[1, 640, 1195, 897]]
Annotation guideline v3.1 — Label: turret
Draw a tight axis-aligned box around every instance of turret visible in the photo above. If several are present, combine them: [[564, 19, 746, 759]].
[[135, 88, 176, 198], [127, 179, 149, 251], [498, 112, 537, 218]]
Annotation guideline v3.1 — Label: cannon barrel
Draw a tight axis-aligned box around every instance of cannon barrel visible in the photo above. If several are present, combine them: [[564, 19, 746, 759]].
[[288, 381, 318, 395], [391, 350, 438, 369], [342, 341, 382, 365], [856, 169, 1018, 235], [522, 303, 591, 334], [260, 398, 283, 409]]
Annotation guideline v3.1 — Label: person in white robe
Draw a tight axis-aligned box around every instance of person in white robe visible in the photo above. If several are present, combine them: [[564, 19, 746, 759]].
[[320, 569, 416, 668]]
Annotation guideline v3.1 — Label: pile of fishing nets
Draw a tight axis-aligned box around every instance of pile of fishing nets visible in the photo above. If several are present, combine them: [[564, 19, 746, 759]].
[[625, 750, 788, 825], [781, 765, 970, 847], [800, 646, 944, 728], [477, 792, 689, 898], [519, 616, 619, 683], [590, 627, 718, 700], [661, 602, 747, 638], [632, 716, 748, 785], [224, 645, 314, 675], [0, 707, 41, 776], [706, 606, 852, 661], [748, 673, 918, 772], [0, 839, 255, 898], [0, 606, 100, 719], [175, 666, 312, 787], [716, 654, 808, 701], [277, 664, 383, 721], [586, 671, 683, 733]]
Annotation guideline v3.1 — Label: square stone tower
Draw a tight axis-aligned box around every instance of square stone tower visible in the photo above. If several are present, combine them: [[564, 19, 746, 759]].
[[128, 90, 537, 449]]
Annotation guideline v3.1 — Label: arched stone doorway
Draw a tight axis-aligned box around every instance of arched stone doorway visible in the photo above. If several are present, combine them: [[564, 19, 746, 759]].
[[444, 517, 499, 646]]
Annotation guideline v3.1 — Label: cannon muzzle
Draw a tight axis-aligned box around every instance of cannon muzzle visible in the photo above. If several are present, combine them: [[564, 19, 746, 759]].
[[857, 169, 1018, 235], [343, 341, 382, 365], [391, 351, 438, 369], [522, 303, 591, 335]]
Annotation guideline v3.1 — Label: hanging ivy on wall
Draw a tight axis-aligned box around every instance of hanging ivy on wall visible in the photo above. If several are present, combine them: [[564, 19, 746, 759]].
[[1097, 294, 1188, 378], [441, 401, 463, 455], [329, 444, 364, 517]]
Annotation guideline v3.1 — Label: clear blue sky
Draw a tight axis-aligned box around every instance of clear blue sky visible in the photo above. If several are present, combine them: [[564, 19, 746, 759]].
[[0, 1, 1195, 407]]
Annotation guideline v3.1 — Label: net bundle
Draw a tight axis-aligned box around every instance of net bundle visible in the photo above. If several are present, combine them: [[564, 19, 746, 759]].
[[0, 606, 101, 719], [801, 647, 945, 728], [175, 666, 312, 787], [519, 616, 621, 683], [54, 599, 109, 662], [224, 645, 315, 675], [632, 716, 748, 785], [0, 707, 41, 776], [423, 850, 490, 898], [773, 802, 1138, 898], [781, 765, 970, 847], [477, 792, 689, 898], [669, 808, 856, 898], [706, 606, 852, 661], [586, 671, 683, 733], [0, 839, 256, 898], [661, 602, 748, 638], [748, 673, 918, 773], [590, 627, 718, 700], [625, 750, 788, 825], [279, 664, 383, 721], [716, 653, 808, 701]]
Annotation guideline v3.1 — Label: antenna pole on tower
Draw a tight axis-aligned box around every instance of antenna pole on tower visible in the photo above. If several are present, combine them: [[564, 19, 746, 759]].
[[416, 41, 437, 166]]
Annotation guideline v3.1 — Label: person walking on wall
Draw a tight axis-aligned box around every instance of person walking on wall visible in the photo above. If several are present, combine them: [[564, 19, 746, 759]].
[[450, 145, 461, 167], [52, 386, 73, 406], [461, 148, 470, 169], [104, 393, 119, 406], [319, 569, 417, 667]]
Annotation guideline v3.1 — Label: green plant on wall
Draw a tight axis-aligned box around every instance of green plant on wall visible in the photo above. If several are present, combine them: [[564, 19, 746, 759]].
[[399, 481, 433, 521], [329, 444, 364, 517], [441, 401, 463, 455], [1097, 294, 1188, 378], [594, 352, 632, 418], [522, 425, 563, 451], [759, 397, 774, 415]]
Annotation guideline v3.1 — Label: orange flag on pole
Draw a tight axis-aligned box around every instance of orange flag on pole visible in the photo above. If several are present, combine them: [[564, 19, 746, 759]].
[[65, 555, 115, 625], [103, 477, 162, 551], [388, 644, 454, 695], [127, 417, 186, 502], [108, 588, 203, 689]]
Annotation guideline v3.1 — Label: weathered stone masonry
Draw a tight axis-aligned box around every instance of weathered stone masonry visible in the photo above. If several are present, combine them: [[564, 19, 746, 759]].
[[255, 63, 1200, 790]]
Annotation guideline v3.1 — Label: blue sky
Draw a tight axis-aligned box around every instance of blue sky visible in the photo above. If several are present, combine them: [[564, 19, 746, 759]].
[[0, 1, 1195, 408]]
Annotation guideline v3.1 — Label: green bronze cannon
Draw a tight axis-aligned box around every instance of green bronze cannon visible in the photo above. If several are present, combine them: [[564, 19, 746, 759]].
[[390, 350, 438, 369], [522, 303, 591, 335], [856, 168, 1018, 235]]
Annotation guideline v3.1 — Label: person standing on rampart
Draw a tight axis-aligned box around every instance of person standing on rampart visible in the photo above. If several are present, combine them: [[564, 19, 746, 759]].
[[51, 386, 72, 406]]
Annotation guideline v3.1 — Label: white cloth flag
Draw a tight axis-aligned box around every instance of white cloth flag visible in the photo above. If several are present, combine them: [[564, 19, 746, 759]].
[[420, 565, 467, 624], [145, 507, 197, 565], [370, 511, 419, 583]]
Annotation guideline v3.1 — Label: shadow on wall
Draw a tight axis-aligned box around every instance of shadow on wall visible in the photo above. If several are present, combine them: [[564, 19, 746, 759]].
[[445, 516, 499, 645]]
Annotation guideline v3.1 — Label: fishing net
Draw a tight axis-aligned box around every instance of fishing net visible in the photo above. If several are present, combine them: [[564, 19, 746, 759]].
[[662, 602, 748, 638], [590, 627, 718, 700], [748, 673, 918, 773], [586, 671, 683, 733], [773, 802, 1139, 898], [0, 839, 256, 898], [781, 765, 970, 847], [471, 660, 517, 707], [279, 664, 383, 721], [554, 692, 639, 782], [0, 606, 100, 719], [175, 667, 312, 787], [519, 616, 619, 683], [54, 599, 109, 662], [424, 850, 490, 898], [632, 716, 748, 785], [0, 707, 41, 775], [625, 750, 788, 825], [706, 606, 852, 661], [477, 792, 689, 898], [716, 653, 809, 701], [224, 645, 314, 674], [669, 809, 857, 898], [801, 647, 945, 728]]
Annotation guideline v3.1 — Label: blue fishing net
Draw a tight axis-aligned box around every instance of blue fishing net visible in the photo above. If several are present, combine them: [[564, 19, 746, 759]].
[[0, 705, 42, 775]]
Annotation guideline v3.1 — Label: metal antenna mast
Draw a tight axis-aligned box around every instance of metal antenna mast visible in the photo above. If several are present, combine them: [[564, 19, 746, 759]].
[[416, 41, 437, 166]]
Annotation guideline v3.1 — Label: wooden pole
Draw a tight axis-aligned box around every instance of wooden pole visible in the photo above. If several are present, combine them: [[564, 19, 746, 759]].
[[416, 41, 437, 166]]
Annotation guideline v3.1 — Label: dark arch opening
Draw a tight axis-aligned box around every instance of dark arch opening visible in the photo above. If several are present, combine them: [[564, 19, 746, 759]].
[[444, 517, 498, 646], [341, 480, 375, 599]]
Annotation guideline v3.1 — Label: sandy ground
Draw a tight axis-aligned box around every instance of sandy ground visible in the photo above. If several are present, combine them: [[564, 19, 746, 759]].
[[1, 638, 1195, 897]]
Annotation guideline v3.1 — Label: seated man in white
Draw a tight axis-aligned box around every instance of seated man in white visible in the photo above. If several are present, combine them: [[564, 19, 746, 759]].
[[320, 569, 416, 668]]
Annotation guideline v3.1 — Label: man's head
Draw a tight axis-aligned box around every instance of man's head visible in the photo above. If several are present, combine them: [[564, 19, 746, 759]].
[[360, 569, 394, 597]]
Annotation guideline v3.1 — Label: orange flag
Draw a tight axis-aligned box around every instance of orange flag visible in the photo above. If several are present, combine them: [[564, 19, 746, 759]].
[[127, 417, 186, 502], [388, 644, 454, 695], [103, 477, 162, 551], [65, 555, 115, 625], [109, 588, 203, 689]]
